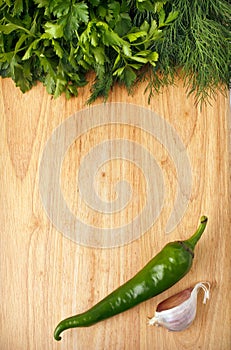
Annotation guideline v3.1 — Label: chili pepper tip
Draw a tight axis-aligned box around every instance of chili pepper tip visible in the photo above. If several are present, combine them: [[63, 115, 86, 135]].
[[54, 326, 62, 341], [54, 334, 62, 341]]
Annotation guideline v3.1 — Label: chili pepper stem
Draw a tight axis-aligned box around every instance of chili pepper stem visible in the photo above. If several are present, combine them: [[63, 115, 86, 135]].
[[183, 216, 208, 252]]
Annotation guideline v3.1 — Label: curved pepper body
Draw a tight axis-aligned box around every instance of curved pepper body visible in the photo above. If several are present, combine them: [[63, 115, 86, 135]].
[[54, 216, 207, 340]]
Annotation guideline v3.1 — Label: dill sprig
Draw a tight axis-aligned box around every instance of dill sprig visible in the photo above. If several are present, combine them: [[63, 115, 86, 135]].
[[145, 0, 231, 104]]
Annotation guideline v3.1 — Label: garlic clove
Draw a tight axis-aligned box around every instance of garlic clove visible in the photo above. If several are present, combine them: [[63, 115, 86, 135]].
[[156, 287, 193, 312], [148, 282, 210, 332]]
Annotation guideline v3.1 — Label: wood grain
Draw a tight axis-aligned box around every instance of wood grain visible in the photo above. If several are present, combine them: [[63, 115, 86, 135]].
[[0, 77, 230, 350]]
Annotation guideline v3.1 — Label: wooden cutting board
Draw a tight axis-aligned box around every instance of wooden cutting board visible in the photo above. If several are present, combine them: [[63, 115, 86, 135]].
[[0, 77, 230, 350]]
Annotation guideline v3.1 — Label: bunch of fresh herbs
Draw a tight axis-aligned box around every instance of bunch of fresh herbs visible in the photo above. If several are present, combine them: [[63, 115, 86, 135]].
[[0, 0, 230, 104], [143, 0, 231, 104]]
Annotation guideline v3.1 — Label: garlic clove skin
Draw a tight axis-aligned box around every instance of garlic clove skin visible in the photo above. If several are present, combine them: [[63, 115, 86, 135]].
[[148, 282, 210, 332]]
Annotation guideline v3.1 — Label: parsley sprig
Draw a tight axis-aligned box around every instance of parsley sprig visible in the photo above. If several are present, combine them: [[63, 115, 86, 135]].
[[0, 0, 230, 104]]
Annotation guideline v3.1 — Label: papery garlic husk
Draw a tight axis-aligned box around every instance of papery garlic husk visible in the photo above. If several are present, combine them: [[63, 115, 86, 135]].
[[148, 282, 210, 332]]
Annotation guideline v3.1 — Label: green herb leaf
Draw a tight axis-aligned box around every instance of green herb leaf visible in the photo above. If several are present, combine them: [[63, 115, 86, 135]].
[[125, 31, 146, 42], [44, 22, 64, 39]]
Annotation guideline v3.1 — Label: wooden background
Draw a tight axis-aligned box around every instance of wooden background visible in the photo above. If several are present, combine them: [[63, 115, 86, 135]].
[[0, 76, 230, 350]]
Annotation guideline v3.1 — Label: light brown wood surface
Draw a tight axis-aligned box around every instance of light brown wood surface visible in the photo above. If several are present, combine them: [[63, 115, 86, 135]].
[[0, 77, 230, 350]]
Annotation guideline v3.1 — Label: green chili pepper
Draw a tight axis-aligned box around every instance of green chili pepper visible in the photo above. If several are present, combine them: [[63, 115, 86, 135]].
[[54, 216, 208, 341]]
